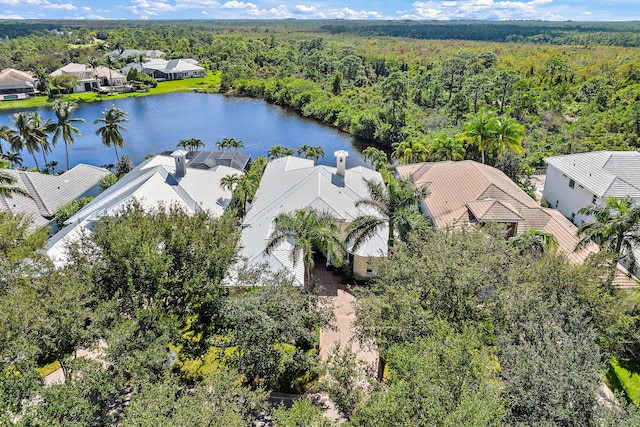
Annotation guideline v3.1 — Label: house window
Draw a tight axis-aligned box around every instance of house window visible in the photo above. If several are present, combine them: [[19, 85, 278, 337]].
[[569, 179, 575, 189], [366, 268, 374, 276], [570, 212, 576, 223], [592, 195, 597, 204], [556, 200, 559, 208]]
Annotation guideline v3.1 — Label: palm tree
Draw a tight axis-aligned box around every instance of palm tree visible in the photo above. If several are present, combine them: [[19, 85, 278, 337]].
[[391, 139, 428, 164], [31, 66, 50, 95], [362, 146, 389, 172], [228, 138, 245, 151], [94, 105, 128, 162], [234, 174, 259, 216], [267, 145, 296, 160], [346, 176, 429, 251], [220, 173, 241, 192], [511, 229, 558, 259], [177, 138, 204, 152], [216, 138, 231, 151], [30, 112, 54, 167], [576, 196, 640, 269], [86, 56, 101, 71], [104, 55, 118, 91], [45, 160, 59, 175], [4, 152, 22, 169], [493, 116, 525, 158], [51, 100, 85, 171], [10, 112, 48, 171], [459, 109, 496, 164], [0, 170, 30, 199], [297, 145, 325, 162], [0, 125, 14, 155], [265, 207, 344, 286], [426, 132, 466, 161]]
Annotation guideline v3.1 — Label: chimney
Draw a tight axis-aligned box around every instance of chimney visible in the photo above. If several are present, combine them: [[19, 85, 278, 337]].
[[172, 150, 188, 177], [334, 150, 348, 177]]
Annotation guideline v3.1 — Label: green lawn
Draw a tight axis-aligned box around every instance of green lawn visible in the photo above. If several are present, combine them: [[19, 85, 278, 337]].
[[605, 358, 640, 405], [0, 72, 221, 111]]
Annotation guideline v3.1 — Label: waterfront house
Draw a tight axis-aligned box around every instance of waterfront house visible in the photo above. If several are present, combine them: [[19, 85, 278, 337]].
[[0, 68, 36, 101], [50, 63, 126, 93], [46, 151, 246, 266], [237, 151, 388, 286]]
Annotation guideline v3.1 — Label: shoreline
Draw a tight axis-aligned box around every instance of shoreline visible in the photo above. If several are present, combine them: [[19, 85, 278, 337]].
[[0, 72, 221, 112]]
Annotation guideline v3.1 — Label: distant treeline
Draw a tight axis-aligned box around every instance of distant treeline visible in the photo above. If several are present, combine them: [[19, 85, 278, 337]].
[[321, 21, 640, 47], [3, 19, 640, 47]]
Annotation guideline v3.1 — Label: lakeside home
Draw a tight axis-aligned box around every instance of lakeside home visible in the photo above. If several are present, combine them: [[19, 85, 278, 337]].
[[50, 63, 126, 93], [45, 151, 246, 267], [0, 68, 36, 101], [238, 151, 388, 286]]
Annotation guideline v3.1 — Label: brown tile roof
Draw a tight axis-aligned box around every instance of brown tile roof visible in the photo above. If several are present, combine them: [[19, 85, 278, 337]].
[[397, 160, 598, 264]]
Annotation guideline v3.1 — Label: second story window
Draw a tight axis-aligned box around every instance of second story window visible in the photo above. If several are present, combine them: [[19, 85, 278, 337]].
[[569, 179, 575, 189], [592, 195, 597, 204]]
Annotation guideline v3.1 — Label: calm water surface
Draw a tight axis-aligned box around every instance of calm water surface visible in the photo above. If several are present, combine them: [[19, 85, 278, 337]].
[[0, 93, 372, 170]]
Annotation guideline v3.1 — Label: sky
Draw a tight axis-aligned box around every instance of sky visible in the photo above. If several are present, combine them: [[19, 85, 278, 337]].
[[0, 0, 638, 21]]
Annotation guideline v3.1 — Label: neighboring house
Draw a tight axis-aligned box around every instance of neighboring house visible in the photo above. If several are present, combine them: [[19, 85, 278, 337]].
[[122, 58, 206, 81], [0, 164, 110, 233], [396, 160, 597, 264], [542, 151, 640, 226], [238, 151, 388, 286], [108, 49, 165, 60], [0, 68, 36, 101], [46, 151, 245, 267], [50, 63, 126, 93]]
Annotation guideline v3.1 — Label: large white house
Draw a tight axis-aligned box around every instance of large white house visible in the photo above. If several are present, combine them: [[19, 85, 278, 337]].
[[542, 151, 640, 226], [237, 151, 388, 286], [50, 63, 126, 93], [46, 151, 245, 267], [121, 59, 206, 81]]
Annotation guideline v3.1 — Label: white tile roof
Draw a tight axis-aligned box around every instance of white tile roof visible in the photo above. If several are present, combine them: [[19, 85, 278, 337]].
[[239, 156, 388, 286], [544, 151, 640, 198], [45, 153, 241, 266]]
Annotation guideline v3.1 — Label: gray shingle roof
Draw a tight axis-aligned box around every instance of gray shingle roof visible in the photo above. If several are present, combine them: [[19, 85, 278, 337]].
[[544, 151, 640, 198], [0, 164, 110, 228]]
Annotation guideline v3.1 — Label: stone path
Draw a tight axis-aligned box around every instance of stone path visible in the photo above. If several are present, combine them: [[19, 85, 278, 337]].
[[315, 266, 379, 371]]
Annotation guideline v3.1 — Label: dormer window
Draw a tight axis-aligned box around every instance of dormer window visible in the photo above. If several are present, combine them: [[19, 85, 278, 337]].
[[569, 179, 575, 189]]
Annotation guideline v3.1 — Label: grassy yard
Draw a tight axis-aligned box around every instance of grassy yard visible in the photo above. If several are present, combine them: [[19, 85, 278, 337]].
[[0, 72, 221, 112], [605, 358, 640, 405]]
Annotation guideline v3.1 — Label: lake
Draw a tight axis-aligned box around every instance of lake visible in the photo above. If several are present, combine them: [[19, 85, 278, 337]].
[[0, 93, 373, 170]]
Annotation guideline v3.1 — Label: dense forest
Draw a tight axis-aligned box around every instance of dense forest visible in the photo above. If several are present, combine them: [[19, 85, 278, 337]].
[[2, 20, 639, 176], [2, 20, 640, 425]]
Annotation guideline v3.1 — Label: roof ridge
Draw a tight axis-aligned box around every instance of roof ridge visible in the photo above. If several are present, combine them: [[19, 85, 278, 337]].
[[244, 166, 319, 224], [18, 172, 51, 217]]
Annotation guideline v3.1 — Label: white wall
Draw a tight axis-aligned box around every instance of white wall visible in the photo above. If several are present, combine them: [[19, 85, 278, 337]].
[[542, 165, 597, 225]]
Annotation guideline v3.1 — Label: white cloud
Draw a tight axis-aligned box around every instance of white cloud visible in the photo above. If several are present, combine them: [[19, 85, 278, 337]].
[[404, 0, 563, 20], [294, 5, 316, 13], [222, 1, 257, 9], [46, 3, 77, 10], [0, 13, 23, 18], [82, 7, 91, 11]]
